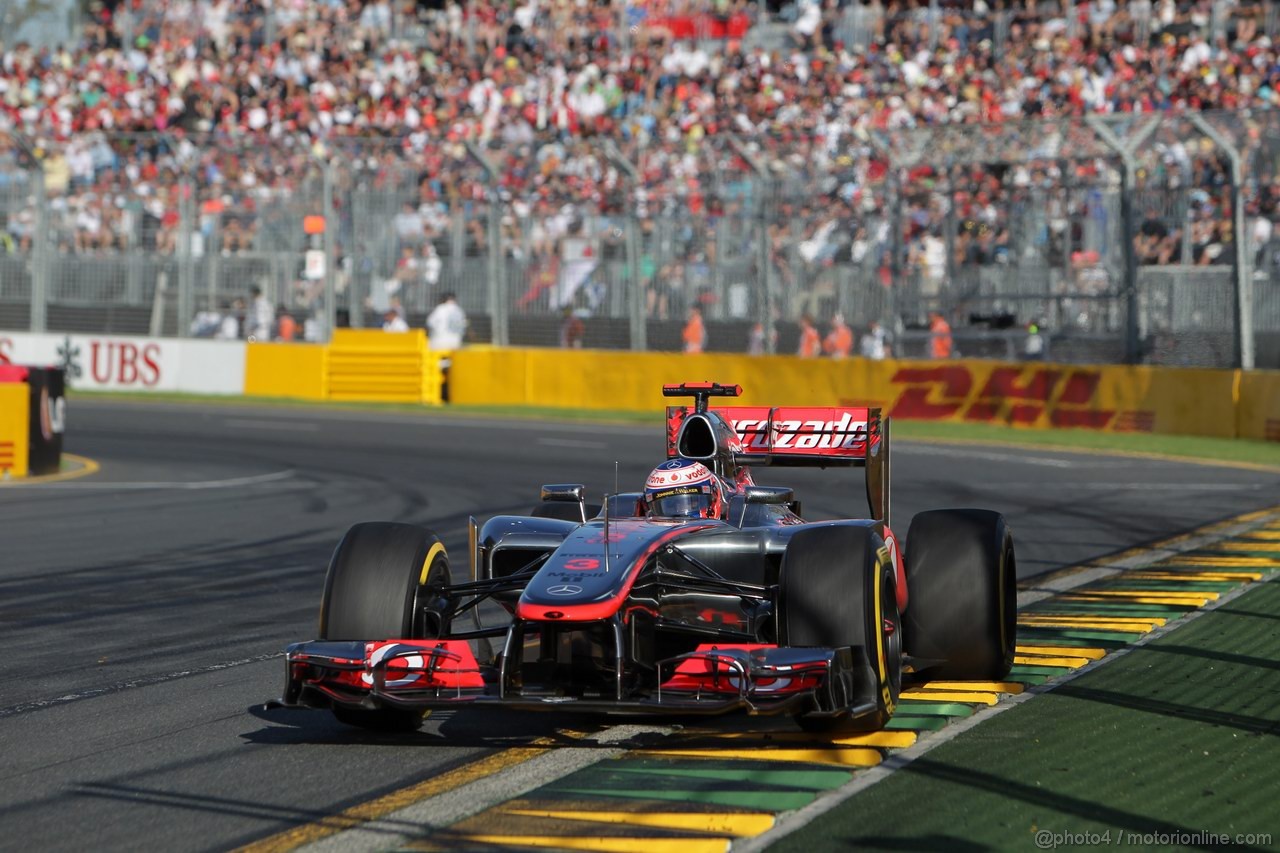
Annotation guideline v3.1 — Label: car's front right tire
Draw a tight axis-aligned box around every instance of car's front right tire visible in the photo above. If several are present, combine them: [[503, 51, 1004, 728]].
[[779, 525, 901, 732], [319, 522, 450, 731]]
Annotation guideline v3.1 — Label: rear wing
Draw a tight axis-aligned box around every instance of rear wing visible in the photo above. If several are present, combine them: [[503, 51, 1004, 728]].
[[663, 388, 891, 525], [665, 405, 881, 465]]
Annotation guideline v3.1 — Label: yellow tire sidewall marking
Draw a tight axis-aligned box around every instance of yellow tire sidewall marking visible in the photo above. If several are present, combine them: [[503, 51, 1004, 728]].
[[420, 541, 447, 585]]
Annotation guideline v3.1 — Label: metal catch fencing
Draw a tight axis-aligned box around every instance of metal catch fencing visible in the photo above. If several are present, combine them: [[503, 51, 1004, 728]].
[[0, 111, 1278, 368]]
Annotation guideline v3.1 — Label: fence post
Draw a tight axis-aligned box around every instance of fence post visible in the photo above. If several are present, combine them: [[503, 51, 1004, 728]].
[[727, 135, 775, 353], [30, 167, 48, 333], [206, 214, 220, 318], [488, 195, 505, 345], [176, 177, 195, 338], [464, 140, 506, 346], [1189, 113, 1255, 370], [322, 158, 337, 343], [604, 140, 645, 350], [1088, 115, 1159, 365], [333, 160, 363, 331]]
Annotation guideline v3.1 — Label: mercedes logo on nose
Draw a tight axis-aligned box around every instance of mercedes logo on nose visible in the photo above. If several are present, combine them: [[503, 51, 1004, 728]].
[[547, 584, 583, 596]]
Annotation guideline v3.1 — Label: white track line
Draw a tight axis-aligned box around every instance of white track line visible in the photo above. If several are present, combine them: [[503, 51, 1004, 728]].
[[223, 418, 321, 432], [535, 437, 608, 449], [901, 445, 1075, 467], [0, 652, 285, 718], [983, 482, 1269, 491], [19, 470, 296, 490]]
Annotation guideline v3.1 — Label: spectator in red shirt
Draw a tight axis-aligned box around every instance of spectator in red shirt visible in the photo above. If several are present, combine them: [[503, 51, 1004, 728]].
[[928, 311, 954, 360], [682, 305, 707, 354], [823, 314, 853, 359], [797, 315, 821, 358]]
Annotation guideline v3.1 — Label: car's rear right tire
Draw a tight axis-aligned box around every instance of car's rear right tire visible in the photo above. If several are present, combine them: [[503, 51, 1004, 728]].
[[903, 509, 1017, 680]]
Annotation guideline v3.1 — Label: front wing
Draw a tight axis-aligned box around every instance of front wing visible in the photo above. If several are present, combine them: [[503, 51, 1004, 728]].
[[273, 638, 884, 721]]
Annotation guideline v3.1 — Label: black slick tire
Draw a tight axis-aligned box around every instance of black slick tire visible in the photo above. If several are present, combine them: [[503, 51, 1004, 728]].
[[319, 522, 450, 731], [779, 525, 901, 732], [903, 508, 1017, 680]]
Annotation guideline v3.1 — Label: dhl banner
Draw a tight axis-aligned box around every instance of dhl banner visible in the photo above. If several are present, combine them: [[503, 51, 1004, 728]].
[[448, 350, 1242, 439], [877, 361, 1235, 438], [1237, 369, 1280, 442]]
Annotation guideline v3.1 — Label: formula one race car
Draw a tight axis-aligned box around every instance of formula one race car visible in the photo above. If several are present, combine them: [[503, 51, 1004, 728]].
[[273, 382, 1017, 732]]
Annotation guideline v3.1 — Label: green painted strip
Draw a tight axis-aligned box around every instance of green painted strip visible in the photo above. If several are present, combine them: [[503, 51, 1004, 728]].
[[1017, 628, 1144, 643], [549, 787, 817, 810], [1092, 580, 1239, 592], [1182, 547, 1280, 555], [606, 763, 852, 789], [1157, 552, 1279, 561], [1008, 665, 1079, 677], [1017, 634, 1129, 649], [893, 701, 975, 717], [1023, 602, 1192, 616], [885, 715, 949, 731], [1002, 673, 1050, 686], [1132, 572, 1259, 584]]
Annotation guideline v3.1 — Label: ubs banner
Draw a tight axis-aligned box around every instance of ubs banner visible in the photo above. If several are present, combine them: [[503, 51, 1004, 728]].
[[0, 332, 246, 394], [25, 367, 65, 475]]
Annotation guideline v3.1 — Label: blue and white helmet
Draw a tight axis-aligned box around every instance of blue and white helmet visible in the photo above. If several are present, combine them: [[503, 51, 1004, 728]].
[[643, 457, 724, 519]]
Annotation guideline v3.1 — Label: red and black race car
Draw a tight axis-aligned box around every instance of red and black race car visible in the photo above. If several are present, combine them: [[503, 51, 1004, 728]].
[[272, 382, 1017, 732]]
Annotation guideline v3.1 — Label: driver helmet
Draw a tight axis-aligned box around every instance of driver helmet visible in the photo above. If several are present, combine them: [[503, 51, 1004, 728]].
[[644, 457, 725, 519]]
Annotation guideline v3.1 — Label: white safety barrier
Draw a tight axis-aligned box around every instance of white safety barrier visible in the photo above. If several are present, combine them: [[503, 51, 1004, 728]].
[[0, 332, 246, 395]]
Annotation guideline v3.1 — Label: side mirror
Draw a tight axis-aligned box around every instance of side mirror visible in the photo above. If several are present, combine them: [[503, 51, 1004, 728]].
[[739, 486, 801, 523], [540, 484, 586, 503], [743, 486, 795, 505]]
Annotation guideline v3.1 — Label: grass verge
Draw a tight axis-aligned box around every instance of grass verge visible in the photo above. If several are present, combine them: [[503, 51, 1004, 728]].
[[769, 578, 1280, 852], [68, 389, 1280, 469]]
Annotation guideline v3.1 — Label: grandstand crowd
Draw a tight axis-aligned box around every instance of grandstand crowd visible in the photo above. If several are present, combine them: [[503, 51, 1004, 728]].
[[0, 0, 1277, 330]]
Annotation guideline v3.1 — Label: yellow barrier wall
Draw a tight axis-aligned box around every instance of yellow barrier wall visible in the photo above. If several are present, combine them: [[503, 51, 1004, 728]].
[[1237, 369, 1280, 441], [244, 343, 327, 400], [238, 344, 1261, 440], [448, 350, 890, 411], [448, 350, 1241, 438], [328, 329, 430, 404], [243, 336, 444, 405], [0, 383, 30, 477]]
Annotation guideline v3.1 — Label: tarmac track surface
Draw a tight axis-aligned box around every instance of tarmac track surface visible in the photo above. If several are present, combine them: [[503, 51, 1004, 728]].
[[0, 399, 1275, 853]]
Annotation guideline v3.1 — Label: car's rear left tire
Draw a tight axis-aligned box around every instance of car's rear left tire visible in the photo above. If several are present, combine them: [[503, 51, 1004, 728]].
[[779, 525, 901, 732], [903, 509, 1017, 680], [319, 522, 450, 731]]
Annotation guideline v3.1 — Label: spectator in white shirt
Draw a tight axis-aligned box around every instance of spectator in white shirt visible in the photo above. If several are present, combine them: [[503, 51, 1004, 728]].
[[426, 291, 467, 350], [247, 286, 274, 341], [382, 309, 409, 333]]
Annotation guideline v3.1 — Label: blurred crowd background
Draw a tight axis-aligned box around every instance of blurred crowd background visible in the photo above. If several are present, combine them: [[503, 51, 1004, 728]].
[[1, 0, 1279, 366]]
